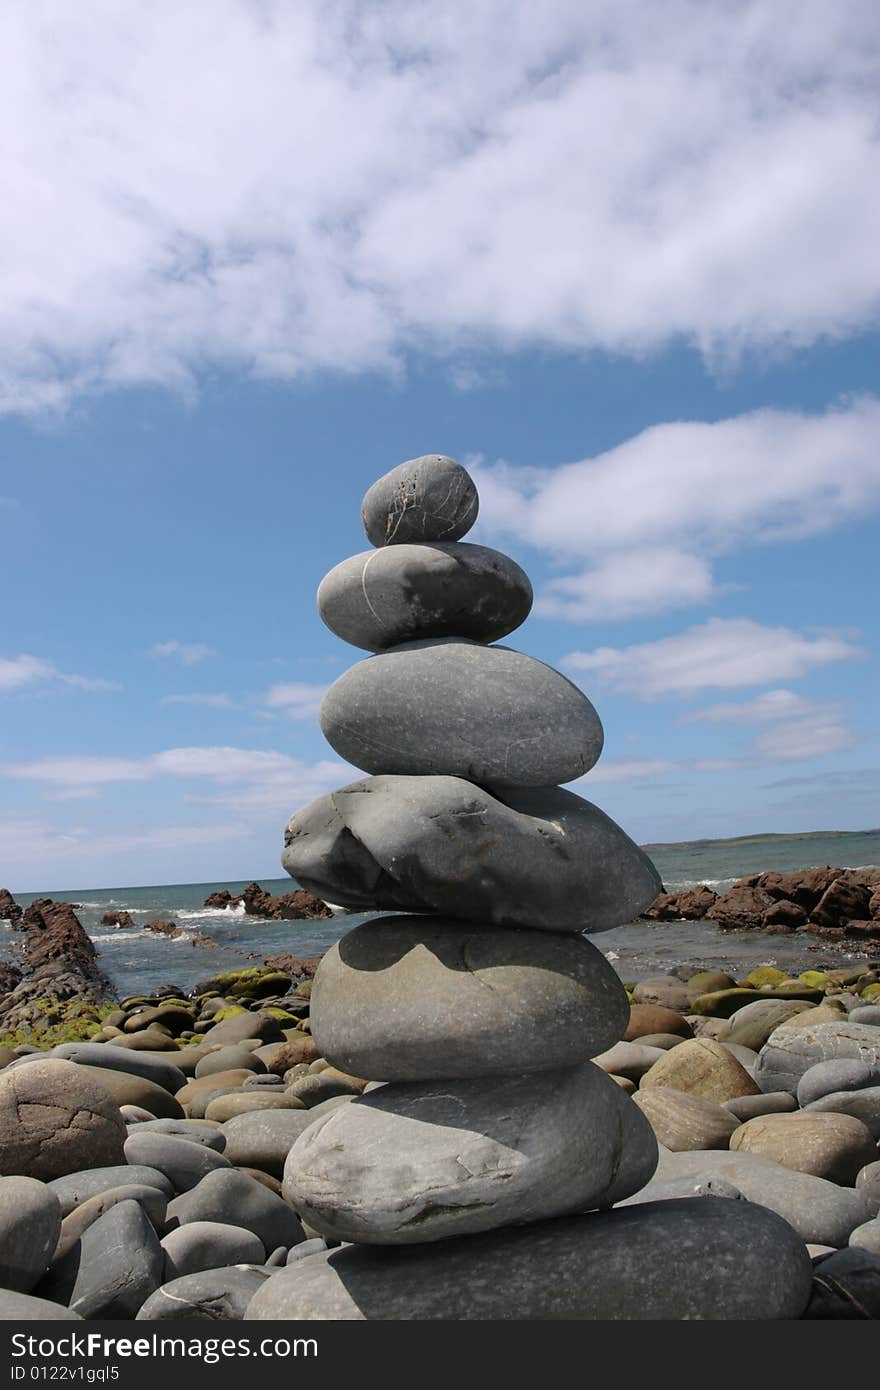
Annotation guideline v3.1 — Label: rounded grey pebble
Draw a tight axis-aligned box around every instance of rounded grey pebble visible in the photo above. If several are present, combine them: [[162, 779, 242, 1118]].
[[310, 917, 628, 1082], [849, 1006, 880, 1026], [194, 1047, 266, 1079], [121, 1105, 159, 1123], [126, 1118, 227, 1151], [361, 455, 478, 548], [0, 1290, 83, 1320], [161, 1221, 266, 1277], [123, 1131, 231, 1193], [286, 1237, 328, 1264], [220, 1109, 318, 1179], [47, 1042, 186, 1095], [797, 1058, 880, 1107], [616, 1175, 745, 1205], [0, 1176, 62, 1293], [242, 1074, 287, 1089], [848, 1216, 880, 1255], [318, 542, 532, 652], [723, 1091, 799, 1121], [49, 1165, 174, 1217], [165, 1169, 305, 1250], [284, 775, 660, 934], [319, 639, 603, 787], [264, 1246, 288, 1268], [137, 1267, 270, 1321], [803, 1087, 880, 1139], [246, 1197, 811, 1321]]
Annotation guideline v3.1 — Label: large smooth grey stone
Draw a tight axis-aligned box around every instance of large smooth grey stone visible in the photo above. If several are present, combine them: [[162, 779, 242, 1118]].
[[39, 1199, 164, 1319], [283, 1064, 657, 1245], [48, 1043, 186, 1095], [756, 1022, 880, 1095], [804, 1088, 880, 1139], [0, 1059, 126, 1180], [318, 542, 532, 651], [311, 917, 628, 1081], [644, 1147, 872, 1247], [797, 1058, 880, 1107], [165, 1169, 305, 1250], [283, 775, 661, 933], [246, 1197, 811, 1320], [123, 1130, 231, 1192], [49, 1165, 174, 1216], [0, 1290, 83, 1320], [137, 1267, 270, 1321], [220, 1109, 318, 1179], [592, 1041, 666, 1082], [194, 1046, 266, 1078], [161, 1221, 265, 1277], [0, 1177, 61, 1292], [319, 639, 603, 787], [361, 455, 478, 547]]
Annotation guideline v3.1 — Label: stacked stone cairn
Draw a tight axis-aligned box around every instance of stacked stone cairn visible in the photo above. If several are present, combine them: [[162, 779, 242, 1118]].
[[249, 454, 813, 1320]]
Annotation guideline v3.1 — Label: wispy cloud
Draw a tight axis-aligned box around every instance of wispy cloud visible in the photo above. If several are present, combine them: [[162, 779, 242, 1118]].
[[564, 618, 862, 699], [2, 5, 879, 417], [264, 682, 329, 720], [150, 641, 213, 666], [161, 693, 237, 709], [474, 397, 880, 621], [0, 654, 121, 694], [3, 744, 350, 815], [682, 688, 857, 762]]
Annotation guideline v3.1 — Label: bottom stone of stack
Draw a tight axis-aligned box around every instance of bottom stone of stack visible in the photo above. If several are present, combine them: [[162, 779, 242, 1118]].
[[246, 1195, 813, 1320], [282, 1064, 658, 1245]]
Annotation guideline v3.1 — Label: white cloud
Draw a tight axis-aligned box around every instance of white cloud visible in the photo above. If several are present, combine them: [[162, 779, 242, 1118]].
[[564, 618, 862, 698], [683, 689, 831, 725], [3, 744, 349, 813], [161, 693, 237, 709], [264, 682, 329, 720], [0, 655, 56, 691], [2, 3, 880, 416], [0, 654, 121, 694], [536, 550, 715, 621], [473, 396, 880, 619], [150, 641, 213, 666]]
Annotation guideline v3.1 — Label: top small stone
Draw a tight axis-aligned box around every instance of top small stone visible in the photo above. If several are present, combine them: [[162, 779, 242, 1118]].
[[361, 455, 478, 547]]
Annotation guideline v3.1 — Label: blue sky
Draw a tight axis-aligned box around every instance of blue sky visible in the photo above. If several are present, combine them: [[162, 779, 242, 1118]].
[[1, 2, 878, 890]]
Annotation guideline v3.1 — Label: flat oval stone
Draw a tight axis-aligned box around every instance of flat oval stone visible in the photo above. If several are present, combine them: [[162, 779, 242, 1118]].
[[318, 543, 532, 651], [283, 775, 660, 933], [165, 1169, 305, 1250], [729, 1112, 877, 1185], [123, 1131, 231, 1193], [49, 1166, 174, 1217], [282, 1064, 657, 1245], [161, 1222, 265, 1278], [756, 1022, 880, 1095], [361, 455, 478, 547], [0, 1290, 83, 1320], [246, 1196, 811, 1321], [633, 1088, 741, 1152], [319, 640, 603, 786], [311, 917, 628, 1081], [38, 1199, 164, 1319]]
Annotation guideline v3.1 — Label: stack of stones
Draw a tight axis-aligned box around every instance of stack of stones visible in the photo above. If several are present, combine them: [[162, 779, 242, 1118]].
[[248, 455, 813, 1321]]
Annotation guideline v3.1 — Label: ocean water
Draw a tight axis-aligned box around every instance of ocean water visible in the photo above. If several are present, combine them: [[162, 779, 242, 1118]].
[[2, 828, 878, 997]]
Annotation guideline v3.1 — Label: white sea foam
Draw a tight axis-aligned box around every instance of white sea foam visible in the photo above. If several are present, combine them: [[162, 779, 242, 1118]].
[[604, 950, 620, 961], [177, 903, 247, 920]]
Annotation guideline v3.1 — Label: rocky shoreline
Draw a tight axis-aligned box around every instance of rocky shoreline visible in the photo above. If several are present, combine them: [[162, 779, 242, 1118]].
[[644, 867, 880, 945]]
